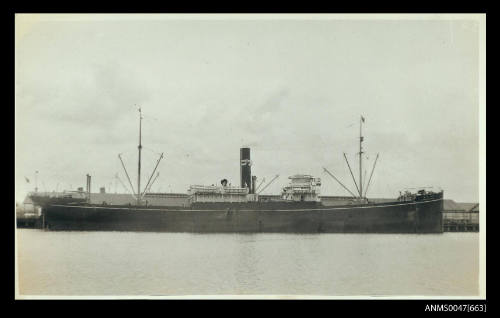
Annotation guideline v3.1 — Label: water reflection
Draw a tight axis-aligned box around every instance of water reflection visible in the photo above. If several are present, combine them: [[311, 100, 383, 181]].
[[16, 230, 479, 296]]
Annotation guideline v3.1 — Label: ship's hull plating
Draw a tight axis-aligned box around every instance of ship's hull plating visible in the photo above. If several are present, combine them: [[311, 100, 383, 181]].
[[41, 198, 443, 233]]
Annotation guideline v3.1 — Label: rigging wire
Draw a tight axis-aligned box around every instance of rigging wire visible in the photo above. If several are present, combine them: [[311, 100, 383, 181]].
[[142, 146, 163, 156]]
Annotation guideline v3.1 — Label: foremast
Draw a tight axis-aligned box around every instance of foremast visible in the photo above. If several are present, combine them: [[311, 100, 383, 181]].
[[359, 115, 364, 199], [137, 107, 143, 206], [116, 107, 163, 206]]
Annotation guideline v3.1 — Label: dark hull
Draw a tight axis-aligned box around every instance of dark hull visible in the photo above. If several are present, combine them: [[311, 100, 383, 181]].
[[41, 198, 443, 233]]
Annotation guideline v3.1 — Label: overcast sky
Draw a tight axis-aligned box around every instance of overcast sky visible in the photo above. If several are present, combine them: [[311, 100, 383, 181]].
[[15, 14, 483, 203]]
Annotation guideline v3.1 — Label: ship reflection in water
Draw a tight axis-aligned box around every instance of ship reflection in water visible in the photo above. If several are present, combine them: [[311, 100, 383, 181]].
[[16, 229, 479, 297]]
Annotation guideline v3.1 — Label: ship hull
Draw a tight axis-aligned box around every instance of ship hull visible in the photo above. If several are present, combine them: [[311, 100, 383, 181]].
[[41, 198, 443, 233]]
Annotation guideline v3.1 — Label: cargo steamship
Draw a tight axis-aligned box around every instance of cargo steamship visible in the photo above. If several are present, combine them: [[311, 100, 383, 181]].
[[29, 111, 443, 233]]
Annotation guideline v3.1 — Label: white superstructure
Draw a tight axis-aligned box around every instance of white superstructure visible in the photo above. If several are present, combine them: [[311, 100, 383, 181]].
[[281, 174, 321, 202], [187, 185, 249, 203]]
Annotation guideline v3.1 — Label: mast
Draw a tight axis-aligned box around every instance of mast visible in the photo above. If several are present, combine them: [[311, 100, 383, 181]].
[[137, 107, 143, 205], [359, 116, 364, 199]]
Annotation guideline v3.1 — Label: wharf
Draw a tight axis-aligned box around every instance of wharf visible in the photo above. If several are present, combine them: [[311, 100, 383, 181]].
[[443, 200, 479, 232], [16, 198, 43, 229]]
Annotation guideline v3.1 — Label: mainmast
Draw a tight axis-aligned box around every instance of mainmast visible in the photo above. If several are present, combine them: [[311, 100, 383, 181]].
[[324, 115, 377, 201], [137, 107, 143, 205], [359, 116, 364, 199]]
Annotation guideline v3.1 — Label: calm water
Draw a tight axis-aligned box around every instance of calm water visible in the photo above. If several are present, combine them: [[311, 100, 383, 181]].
[[16, 229, 479, 297]]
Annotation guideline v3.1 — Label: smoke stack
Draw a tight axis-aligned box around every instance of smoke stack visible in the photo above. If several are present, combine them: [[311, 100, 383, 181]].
[[86, 174, 91, 203], [240, 148, 251, 191], [251, 176, 257, 194]]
